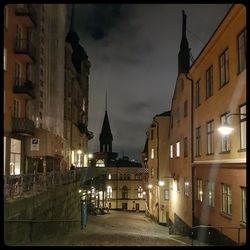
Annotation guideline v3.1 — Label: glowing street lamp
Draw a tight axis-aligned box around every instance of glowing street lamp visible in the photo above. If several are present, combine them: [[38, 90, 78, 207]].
[[158, 181, 165, 186], [217, 113, 246, 135], [148, 184, 153, 189]]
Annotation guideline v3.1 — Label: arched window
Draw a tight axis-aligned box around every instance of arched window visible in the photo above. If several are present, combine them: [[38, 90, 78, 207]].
[[122, 186, 128, 199], [107, 186, 112, 199], [137, 186, 143, 198], [96, 159, 105, 167]]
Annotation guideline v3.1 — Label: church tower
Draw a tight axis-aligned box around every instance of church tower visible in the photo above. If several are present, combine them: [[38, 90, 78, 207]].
[[99, 92, 113, 154], [178, 10, 190, 74]]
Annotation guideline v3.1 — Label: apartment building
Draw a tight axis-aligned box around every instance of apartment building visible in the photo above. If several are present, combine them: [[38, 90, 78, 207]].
[[168, 4, 246, 245], [146, 111, 172, 224], [190, 4, 246, 244]]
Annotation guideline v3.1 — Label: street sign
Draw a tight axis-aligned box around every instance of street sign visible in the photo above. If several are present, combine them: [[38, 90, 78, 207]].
[[31, 138, 39, 151]]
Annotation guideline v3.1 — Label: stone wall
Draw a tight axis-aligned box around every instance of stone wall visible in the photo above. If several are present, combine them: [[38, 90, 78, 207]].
[[4, 181, 81, 245]]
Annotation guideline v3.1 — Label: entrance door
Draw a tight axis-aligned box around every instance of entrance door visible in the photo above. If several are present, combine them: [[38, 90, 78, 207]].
[[122, 203, 127, 210], [136, 203, 139, 211]]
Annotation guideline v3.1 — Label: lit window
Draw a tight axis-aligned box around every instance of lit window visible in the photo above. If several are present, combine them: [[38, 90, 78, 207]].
[[170, 144, 173, 158], [176, 142, 180, 157], [237, 28, 246, 73], [151, 148, 154, 159], [207, 120, 214, 154], [184, 178, 189, 196], [206, 66, 213, 98], [197, 179, 203, 202], [137, 186, 143, 198], [96, 159, 105, 167], [240, 104, 246, 149], [10, 139, 21, 175], [107, 186, 112, 199], [4, 47, 7, 71], [241, 187, 246, 223], [220, 113, 231, 152], [108, 173, 111, 180], [207, 181, 215, 207], [219, 48, 229, 87], [221, 183, 232, 215]]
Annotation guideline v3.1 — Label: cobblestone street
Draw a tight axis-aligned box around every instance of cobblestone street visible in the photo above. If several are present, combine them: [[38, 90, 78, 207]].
[[23, 211, 191, 246]]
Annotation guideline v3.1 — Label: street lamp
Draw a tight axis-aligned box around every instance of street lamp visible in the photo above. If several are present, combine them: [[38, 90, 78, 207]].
[[218, 113, 246, 135]]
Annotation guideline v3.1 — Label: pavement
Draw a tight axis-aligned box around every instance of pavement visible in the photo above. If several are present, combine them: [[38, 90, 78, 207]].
[[19, 210, 196, 246]]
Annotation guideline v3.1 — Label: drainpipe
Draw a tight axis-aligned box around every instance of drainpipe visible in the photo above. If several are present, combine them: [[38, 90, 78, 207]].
[[153, 117, 160, 223], [185, 73, 195, 229]]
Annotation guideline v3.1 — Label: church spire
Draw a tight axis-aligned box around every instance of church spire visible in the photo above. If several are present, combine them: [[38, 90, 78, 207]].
[[178, 10, 190, 74], [69, 4, 75, 32], [66, 4, 79, 44], [99, 93, 113, 153]]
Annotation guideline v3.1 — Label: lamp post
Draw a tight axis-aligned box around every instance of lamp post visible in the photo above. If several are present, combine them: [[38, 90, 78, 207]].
[[217, 113, 246, 135]]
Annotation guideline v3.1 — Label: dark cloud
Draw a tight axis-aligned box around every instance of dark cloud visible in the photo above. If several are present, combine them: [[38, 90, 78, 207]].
[[124, 102, 151, 115]]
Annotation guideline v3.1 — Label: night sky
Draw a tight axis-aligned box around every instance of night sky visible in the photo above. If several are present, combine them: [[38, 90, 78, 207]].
[[67, 4, 232, 161]]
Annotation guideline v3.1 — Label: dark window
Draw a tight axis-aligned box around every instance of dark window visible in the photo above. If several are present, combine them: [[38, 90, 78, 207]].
[[122, 186, 128, 199], [207, 120, 214, 154], [237, 28, 246, 73], [206, 66, 213, 98], [195, 79, 201, 107], [221, 183, 232, 215], [219, 49, 229, 87], [184, 100, 188, 117], [240, 104, 246, 149], [151, 129, 154, 140], [196, 127, 201, 157], [184, 137, 188, 157]]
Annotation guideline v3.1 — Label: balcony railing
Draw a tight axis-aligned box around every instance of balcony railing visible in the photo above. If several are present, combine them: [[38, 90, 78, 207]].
[[14, 39, 36, 62], [15, 4, 37, 26], [13, 78, 35, 99], [12, 117, 35, 136], [4, 169, 84, 200]]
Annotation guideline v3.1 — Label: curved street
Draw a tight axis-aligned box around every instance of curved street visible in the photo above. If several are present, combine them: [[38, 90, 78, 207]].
[[24, 211, 191, 246]]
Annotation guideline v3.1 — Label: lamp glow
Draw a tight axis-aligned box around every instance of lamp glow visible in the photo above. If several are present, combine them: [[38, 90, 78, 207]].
[[77, 149, 82, 154], [159, 181, 165, 186], [88, 153, 93, 159], [217, 126, 234, 135], [148, 184, 153, 189]]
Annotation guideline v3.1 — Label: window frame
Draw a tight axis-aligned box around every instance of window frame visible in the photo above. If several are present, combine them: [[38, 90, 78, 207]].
[[239, 103, 246, 150], [197, 179, 203, 202], [195, 127, 201, 157], [206, 65, 213, 99], [221, 183, 232, 215], [207, 181, 215, 207], [219, 48, 229, 88], [206, 120, 214, 155], [240, 187, 246, 223], [237, 28, 246, 74], [184, 137, 188, 158], [195, 79, 201, 108], [220, 113, 231, 153]]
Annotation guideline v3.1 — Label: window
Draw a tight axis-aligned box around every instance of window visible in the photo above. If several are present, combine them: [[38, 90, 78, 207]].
[[108, 173, 111, 180], [221, 183, 232, 215], [206, 66, 213, 98], [237, 29, 246, 73], [184, 178, 189, 196], [14, 63, 21, 84], [184, 100, 188, 117], [177, 108, 180, 124], [176, 141, 180, 157], [13, 99, 20, 118], [151, 129, 154, 140], [195, 79, 201, 107], [196, 127, 201, 156], [219, 49, 229, 87], [10, 139, 21, 175], [207, 120, 214, 154], [170, 144, 173, 158], [151, 148, 154, 159], [96, 159, 105, 167], [240, 104, 246, 149], [151, 167, 154, 178], [122, 186, 128, 199], [137, 186, 143, 198], [15, 25, 22, 49], [208, 181, 215, 207], [241, 187, 246, 223], [177, 177, 180, 192], [164, 190, 169, 200], [184, 137, 188, 157], [4, 47, 7, 71], [4, 6, 8, 29], [127, 174, 130, 180], [107, 186, 112, 199], [220, 113, 231, 152], [197, 179, 203, 202]]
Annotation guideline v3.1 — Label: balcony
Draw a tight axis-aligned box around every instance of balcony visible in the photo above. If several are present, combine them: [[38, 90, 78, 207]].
[[77, 122, 94, 140], [14, 39, 36, 63], [12, 117, 35, 136], [13, 78, 35, 99], [15, 4, 37, 26]]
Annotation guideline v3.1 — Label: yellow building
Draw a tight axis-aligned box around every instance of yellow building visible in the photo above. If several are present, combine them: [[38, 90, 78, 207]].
[[146, 111, 171, 224], [168, 4, 246, 245]]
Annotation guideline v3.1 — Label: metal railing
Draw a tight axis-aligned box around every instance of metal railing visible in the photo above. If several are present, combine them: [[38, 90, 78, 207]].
[[191, 225, 246, 246], [4, 169, 83, 200], [13, 78, 35, 99], [12, 117, 35, 136], [14, 39, 36, 61]]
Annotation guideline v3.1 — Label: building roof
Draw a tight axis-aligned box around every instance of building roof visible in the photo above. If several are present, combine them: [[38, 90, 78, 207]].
[[99, 111, 113, 143]]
